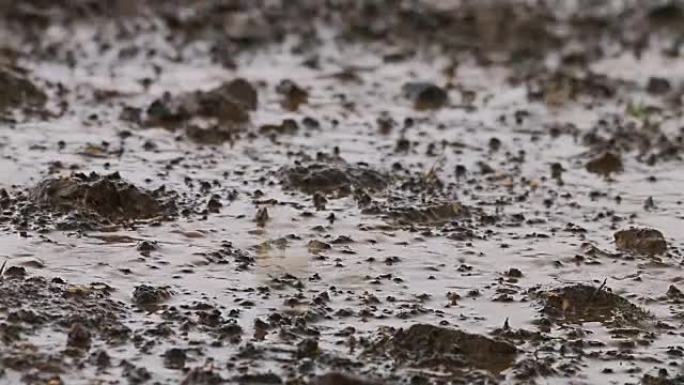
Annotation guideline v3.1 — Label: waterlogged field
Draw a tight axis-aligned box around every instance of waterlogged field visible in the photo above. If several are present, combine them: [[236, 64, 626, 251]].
[[0, 1, 683, 384]]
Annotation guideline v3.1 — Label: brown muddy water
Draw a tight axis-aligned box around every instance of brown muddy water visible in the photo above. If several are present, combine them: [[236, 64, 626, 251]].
[[1, 1, 684, 384]]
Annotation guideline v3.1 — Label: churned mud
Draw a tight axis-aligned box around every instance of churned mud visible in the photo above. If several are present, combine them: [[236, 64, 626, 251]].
[[1, 1, 684, 384]]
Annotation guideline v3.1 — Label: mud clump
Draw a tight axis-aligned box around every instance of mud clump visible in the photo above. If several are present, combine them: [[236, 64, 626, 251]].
[[259, 119, 299, 136], [146, 78, 257, 131], [280, 162, 388, 197], [310, 373, 384, 385], [132, 285, 172, 309], [647, 77, 671, 95], [362, 199, 470, 228], [541, 284, 648, 325], [586, 152, 623, 175], [276, 79, 308, 111], [369, 324, 517, 375], [164, 348, 187, 370], [614, 228, 667, 256], [402, 82, 448, 110], [381, 201, 467, 227], [528, 71, 617, 104], [67, 322, 92, 350], [581, 117, 683, 165], [0, 65, 46, 114], [28, 172, 176, 228], [181, 366, 224, 385]]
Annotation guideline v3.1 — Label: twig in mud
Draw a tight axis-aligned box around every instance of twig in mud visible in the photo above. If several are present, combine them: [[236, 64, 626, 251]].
[[588, 278, 608, 302], [424, 155, 446, 184], [596, 278, 608, 293]]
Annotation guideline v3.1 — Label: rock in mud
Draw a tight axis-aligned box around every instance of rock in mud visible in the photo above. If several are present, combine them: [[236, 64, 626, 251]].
[[614, 228, 667, 256], [369, 324, 517, 374], [586, 152, 623, 175], [280, 162, 388, 197], [0, 65, 46, 114], [541, 284, 648, 325], [402, 82, 448, 110], [28, 172, 176, 227]]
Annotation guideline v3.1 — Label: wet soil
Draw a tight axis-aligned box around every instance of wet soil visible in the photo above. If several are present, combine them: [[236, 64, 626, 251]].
[[1, 1, 684, 385]]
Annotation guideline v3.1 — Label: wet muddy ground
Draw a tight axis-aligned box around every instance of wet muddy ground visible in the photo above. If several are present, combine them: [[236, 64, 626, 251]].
[[1, 0, 684, 384]]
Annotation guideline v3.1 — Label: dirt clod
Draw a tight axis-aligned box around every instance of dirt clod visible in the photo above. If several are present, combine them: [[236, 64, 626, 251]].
[[67, 322, 91, 350], [0, 65, 46, 114], [586, 152, 623, 175], [132, 285, 172, 309], [541, 284, 648, 325], [370, 323, 517, 374], [310, 373, 383, 385], [280, 162, 388, 197], [402, 82, 448, 110], [28, 172, 177, 228], [614, 228, 667, 256]]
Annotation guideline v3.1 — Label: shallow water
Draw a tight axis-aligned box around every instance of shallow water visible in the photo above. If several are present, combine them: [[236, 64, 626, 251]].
[[1, 1, 684, 384]]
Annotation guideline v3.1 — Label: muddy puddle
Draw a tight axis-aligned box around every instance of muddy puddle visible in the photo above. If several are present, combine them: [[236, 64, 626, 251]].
[[1, 1, 684, 384]]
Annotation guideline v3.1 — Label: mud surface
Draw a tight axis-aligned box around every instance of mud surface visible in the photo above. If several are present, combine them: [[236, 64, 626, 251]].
[[1, 1, 684, 384]]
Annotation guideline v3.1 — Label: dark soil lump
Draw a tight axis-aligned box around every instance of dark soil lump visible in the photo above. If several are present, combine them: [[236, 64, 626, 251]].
[[29, 172, 176, 225], [614, 228, 668, 256], [369, 323, 517, 374], [541, 284, 649, 325], [280, 162, 389, 197]]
